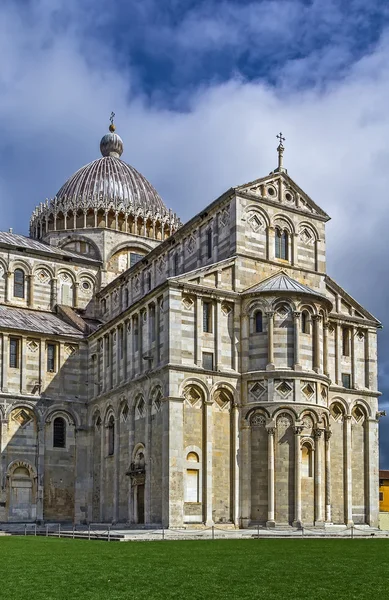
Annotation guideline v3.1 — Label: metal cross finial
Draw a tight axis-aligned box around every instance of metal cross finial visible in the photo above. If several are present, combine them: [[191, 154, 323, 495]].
[[110, 112, 115, 126], [276, 132, 285, 147], [276, 132, 286, 172]]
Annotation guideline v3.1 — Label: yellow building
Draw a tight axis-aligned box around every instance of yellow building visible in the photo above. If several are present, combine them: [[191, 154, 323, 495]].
[[379, 470, 389, 512]]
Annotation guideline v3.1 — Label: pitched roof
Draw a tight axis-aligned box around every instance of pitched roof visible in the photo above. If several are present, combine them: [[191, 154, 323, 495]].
[[0, 231, 100, 263], [244, 271, 326, 298], [0, 305, 85, 338], [380, 470, 389, 480]]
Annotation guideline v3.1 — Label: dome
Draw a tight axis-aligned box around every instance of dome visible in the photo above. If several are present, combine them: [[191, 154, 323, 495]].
[[30, 120, 181, 239], [55, 155, 167, 215], [54, 126, 168, 215]]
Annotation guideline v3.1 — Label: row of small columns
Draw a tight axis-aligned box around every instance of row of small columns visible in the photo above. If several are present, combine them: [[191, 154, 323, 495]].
[[241, 413, 377, 527], [265, 226, 320, 270], [31, 210, 174, 239], [265, 311, 323, 372], [264, 424, 331, 526]]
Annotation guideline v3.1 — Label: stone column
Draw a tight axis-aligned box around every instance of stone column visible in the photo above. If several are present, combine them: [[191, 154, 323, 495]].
[[215, 299, 223, 370], [195, 298, 202, 367], [113, 416, 120, 523], [240, 423, 251, 528], [94, 210, 98, 228], [5, 271, 11, 304], [99, 422, 105, 522], [350, 325, 356, 388], [36, 421, 45, 521], [266, 311, 275, 370], [123, 320, 128, 382], [232, 404, 240, 526], [292, 233, 298, 266], [27, 274, 34, 307], [266, 426, 276, 527], [128, 409, 135, 523], [204, 400, 213, 526], [293, 311, 301, 370], [323, 322, 329, 377], [144, 401, 151, 524], [39, 338, 46, 396], [241, 313, 249, 374], [0, 419, 7, 494], [344, 415, 353, 525], [1, 334, 8, 392], [73, 282, 79, 309], [314, 429, 324, 524], [51, 277, 58, 309], [20, 336, 27, 394], [293, 425, 303, 527], [267, 226, 274, 261], [325, 430, 332, 523], [115, 325, 120, 387], [313, 315, 321, 373], [83, 211, 87, 228], [162, 398, 184, 528], [366, 417, 379, 526], [364, 329, 370, 389], [335, 322, 341, 385]]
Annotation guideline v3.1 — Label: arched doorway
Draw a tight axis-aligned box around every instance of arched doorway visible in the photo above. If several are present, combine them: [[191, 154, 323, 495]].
[[7, 462, 37, 521], [127, 446, 145, 524]]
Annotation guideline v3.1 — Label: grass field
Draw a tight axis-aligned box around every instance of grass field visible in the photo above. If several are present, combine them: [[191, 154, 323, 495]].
[[0, 537, 388, 599]]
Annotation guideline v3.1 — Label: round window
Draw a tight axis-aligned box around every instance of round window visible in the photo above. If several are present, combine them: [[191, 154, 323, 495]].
[[82, 281, 91, 290], [285, 192, 293, 202], [267, 187, 276, 196]]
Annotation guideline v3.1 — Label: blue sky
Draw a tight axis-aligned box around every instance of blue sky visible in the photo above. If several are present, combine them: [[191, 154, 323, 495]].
[[2, 0, 389, 460]]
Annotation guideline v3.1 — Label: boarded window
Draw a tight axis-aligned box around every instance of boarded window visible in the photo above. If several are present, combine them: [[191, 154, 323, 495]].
[[53, 417, 66, 448], [301, 445, 313, 478], [342, 373, 351, 389], [185, 470, 199, 502], [61, 283, 72, 306]]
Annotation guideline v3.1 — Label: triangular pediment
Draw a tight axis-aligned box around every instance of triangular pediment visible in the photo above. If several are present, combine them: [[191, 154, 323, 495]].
[[235, 172, 330, 221], [325, 276, 381, 325]]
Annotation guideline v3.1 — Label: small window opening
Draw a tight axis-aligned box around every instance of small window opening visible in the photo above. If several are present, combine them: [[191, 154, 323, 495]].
[[108, 416, 115, 456], [53, 417, 66, 448], [255, 311, 263, 333], [14, 269, 25, 299], [203, 301, 212, 333]]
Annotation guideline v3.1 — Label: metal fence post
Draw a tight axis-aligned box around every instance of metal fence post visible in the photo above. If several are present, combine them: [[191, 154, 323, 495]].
[[46, 524, 48, 537], [162, 526, 165, 541], [24, 524, 27, 536], [34, 523, 37, 536], [72, 525, 75, 539], [88, 524, 91, 540], [257, 524, 259, 538], [212, 526, 214, 540], [58, 523, 61, 538], [108, 525, 111, 542]]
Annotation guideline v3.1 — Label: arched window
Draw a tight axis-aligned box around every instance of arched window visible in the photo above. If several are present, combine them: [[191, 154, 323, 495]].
[[14, 269, 25, 298], [301, 444, 313, 477], [255, 310, 263, 333], [275, 228, 289, 260], [185, 452, 200, 502], [108, 416, 115, 455], [207, 228, 212, 259], [124, 287, 129, 307], [101, 298, 107, 314], [53, 417, 66, 448], [301, 311, 309, 334]]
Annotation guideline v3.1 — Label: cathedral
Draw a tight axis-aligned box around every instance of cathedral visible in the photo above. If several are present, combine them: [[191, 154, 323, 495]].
[[0, 120, 381, 528]]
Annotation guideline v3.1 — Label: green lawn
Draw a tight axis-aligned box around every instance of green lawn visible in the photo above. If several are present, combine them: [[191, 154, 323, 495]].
[[0, 537, 388, 599]]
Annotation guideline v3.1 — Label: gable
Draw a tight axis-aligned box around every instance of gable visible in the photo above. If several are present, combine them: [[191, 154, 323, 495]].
[[236, 172, 330, 222], [168, 257, 236, 291]]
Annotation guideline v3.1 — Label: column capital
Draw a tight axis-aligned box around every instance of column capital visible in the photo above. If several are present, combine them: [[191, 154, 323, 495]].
[[312, 314, 322, 322], [324, 429, 332, 441], [294, 425, 304, 435], [293, 311, 301, 319], [265, 310, 274, 318], [314, 428, 324, 438], [266, 426, 276, 436]]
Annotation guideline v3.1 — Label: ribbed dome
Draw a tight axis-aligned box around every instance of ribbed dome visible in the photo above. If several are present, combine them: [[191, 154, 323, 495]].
[[30, 120, 181, 240], [55, 154, 168, 215]]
